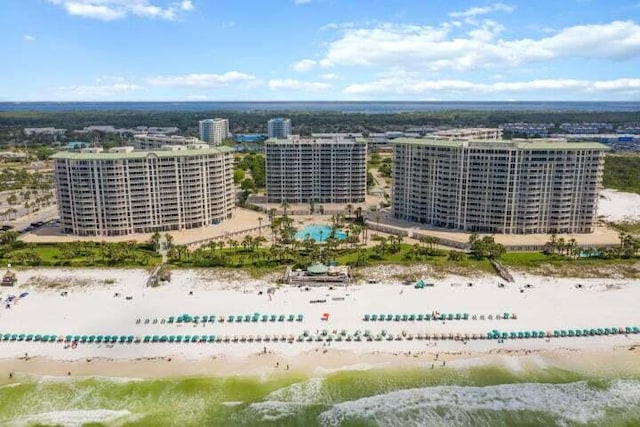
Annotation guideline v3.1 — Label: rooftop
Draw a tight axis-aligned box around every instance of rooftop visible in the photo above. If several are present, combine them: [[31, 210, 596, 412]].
[[392, 137, 610, 151], [50, 145, 233, 160], [265, 137, 365, 145]]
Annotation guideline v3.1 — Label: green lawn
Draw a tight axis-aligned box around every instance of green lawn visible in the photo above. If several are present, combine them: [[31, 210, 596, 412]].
[[1, 242, 161, 267]]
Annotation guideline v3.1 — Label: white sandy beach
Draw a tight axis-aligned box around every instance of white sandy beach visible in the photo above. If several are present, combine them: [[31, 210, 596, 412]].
[[0, 267, 639, 379], [599, 189, 640, 222]]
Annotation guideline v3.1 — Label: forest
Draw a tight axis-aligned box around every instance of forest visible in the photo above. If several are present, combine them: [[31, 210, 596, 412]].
[[1, 110, 639, 144]]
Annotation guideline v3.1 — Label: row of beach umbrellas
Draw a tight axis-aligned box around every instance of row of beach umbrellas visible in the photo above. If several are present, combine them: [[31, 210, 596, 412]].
[[4, 326, 639, 345], [487, 326, 640, 339], [363, 313, 515, 322], [168, 313, 304, 324]]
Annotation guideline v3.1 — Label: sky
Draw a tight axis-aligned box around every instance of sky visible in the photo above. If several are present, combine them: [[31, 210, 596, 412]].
[[1, 0, 640, 101]]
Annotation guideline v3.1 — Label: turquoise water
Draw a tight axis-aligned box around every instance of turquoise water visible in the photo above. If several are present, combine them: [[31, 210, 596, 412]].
[[2, 366, 640, 426], [295, 225, 347, 242]]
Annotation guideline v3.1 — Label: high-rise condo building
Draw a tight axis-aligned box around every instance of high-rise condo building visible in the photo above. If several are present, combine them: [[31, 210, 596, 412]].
[[392, 138, 609, 234], [265, 137, 367, 204], [199, 118, 229, 145], [52, 144, 235, 236], [267, 118, 292, 139]]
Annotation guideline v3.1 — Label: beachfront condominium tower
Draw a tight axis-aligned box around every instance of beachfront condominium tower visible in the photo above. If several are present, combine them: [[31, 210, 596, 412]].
[[392, 138, 609, 234], [267, 118, 292, 139], [52, 145, 235, 236], [199, 118, 229, 145], [265, 136, 367, 204]]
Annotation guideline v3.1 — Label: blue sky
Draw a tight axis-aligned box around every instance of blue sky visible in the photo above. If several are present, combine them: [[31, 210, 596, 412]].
[[1, 0, 639, 101]]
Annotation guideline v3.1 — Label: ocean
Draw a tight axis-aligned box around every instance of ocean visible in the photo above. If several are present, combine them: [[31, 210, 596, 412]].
[[2, 365, 640, 426], [1, 101, 640, 113]]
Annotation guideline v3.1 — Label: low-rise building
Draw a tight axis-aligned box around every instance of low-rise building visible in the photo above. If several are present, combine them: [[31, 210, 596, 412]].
[[132, 134, 200, 150]]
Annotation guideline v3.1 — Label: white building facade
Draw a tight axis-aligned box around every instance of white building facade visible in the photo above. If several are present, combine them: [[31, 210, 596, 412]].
[[52, 145, 235, 236], [265, 137, 367, 204], [267, 118, 292, 139], [392, 138, 609, 234], [199, 118, 229, 145]]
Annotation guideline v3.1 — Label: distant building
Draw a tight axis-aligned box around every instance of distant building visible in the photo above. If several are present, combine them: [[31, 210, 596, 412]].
[[63, 141, 91, 151], [392, 138, 609, 234], [51, 144, 235, 236], [199, 118, 229, 145], [431, 128, 502, 140], [267, 118, 292, 139], [265, 137, 367, 204], [0, 151, 28, 161], [133, 134, 200, 150], [24, 127, 66, 136], [501, 123, 552, 137], [234, 134, 268, 143]]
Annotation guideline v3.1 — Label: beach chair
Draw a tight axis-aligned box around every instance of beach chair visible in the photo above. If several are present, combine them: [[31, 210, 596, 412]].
[[409, 314, 416, 321], [26, 334, 33, 342], [288, 314, 295, 322], [278, 315, 285, 322], [96, 336, 103, 343], [363, 314, 370, 321], [176, 335, 183, 343], [262, 315, 269, 322], [394, 315, 401, 321], [228, 315, 235, 322], [143, 336, 151, 343], [168, 316, 175, 324], [127, 336, 134, 343], [209, 315, 216, 323], [184, 335, 191, 343], [270, 315, 277, 322], [402, 315, 408, 321], [152, 335, 159, 343], [236, 316, 243, 323], [244, 315, 251, 322], [159, 336, 167, 343], [169, 336, 175, 343], [296, 314, 303, 322], [208, 335, 216, 343]]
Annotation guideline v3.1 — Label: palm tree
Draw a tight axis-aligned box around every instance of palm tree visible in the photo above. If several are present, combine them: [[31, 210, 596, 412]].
[[164, 233, 174, 249], [346, 204, 353, 219], [281, 201, 290, 217], [150, 232, 162, 251]]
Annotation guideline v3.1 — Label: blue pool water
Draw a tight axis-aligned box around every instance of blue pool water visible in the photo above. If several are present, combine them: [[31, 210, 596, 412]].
[[295, 224, 347, 242]]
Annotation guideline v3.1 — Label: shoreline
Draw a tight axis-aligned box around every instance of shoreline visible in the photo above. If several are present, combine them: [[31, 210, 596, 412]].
[[3, 345, 640, 382], [2, 267, 640, 383]]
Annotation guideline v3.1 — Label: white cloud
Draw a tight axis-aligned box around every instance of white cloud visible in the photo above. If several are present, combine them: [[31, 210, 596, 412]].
[[449, 3, 514, 18], [221, 20, 236, 28], [23, 35, 36, 41], [320, 73, 339, 80], [268, 79, 331, 91], [293, 59, 317, 72], [294, 0, 313, 4], [343, 77, 640, 97], [147, 71, 256, 86], [52, 82, 142, 99], [47, 0, 195, 21], [311, 20, 640, 71], [96, 75, 127, 83]]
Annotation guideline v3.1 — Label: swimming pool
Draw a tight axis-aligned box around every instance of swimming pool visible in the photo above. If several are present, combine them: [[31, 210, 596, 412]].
[[294, 224, 347, 242]]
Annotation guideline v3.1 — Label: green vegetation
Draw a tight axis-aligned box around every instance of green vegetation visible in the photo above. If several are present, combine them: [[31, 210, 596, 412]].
[[603, 154, 640, 194], [469, 234, 506, 259], [236, 153, 265, 188], [0, 239, 161, 267]]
